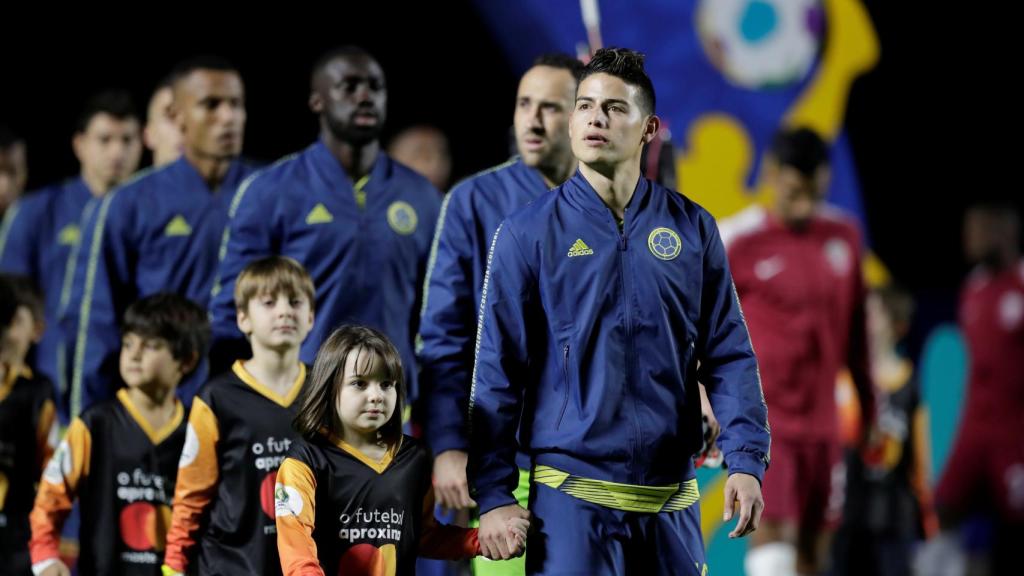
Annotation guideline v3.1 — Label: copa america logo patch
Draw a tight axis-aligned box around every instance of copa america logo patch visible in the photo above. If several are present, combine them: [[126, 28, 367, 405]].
[[43, 440, 72, 484], [648, 227, 682, 260], [275, 483, 304, 517], [387, 201, 418, 235], [178, 424, 200, 468]]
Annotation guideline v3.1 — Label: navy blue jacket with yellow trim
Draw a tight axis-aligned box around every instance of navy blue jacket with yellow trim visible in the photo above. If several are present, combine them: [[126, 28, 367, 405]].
[[0, 178, 92, 422], [64, 157, 256, 417], [417, 157, 548, 456], [210, 140, 441, 400], [469, 171, 771, 514]]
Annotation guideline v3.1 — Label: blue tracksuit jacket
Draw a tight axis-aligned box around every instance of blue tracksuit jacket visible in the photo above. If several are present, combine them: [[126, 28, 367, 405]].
[[417, 157, 549, 455], [0, 177, 92, 422], [65, 157, 256, 416], [210, 140, 441, 400], [470, 171, 771, 514]]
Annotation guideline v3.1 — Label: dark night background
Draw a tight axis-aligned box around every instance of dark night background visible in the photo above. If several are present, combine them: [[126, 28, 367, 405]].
[[0, 2, 1016, 355]]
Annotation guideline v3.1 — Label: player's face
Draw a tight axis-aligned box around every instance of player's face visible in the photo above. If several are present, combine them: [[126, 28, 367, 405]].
[[0, 141, 27, 213], [119, 332, 186, 391], [514, 65, 576, 171], [771, 164, 828, 229], [334, 348, 397, 441], [174, 69, 246, 160], [313, 55, 387, 146], [569, 73, 656, 171], [144, 87, 183, 167], [238, 291, 314, 353], [74, 113, 142, 191]]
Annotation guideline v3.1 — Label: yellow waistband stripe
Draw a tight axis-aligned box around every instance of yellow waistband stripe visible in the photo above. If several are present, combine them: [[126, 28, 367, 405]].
[[533, 464, 699, 513]]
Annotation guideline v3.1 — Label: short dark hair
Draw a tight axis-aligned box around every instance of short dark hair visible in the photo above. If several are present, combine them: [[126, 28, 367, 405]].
[[170, 55, 241, 88], [967, 202, 1019, 222], [122, 293, 209, 372], [533, 53, 585, 82], [966, 202, 1021, 239], [0, 274, 43, 323], [0, 124, 23, 149], [153, 72, 177, 92], [294, 325, 405, 445], [75, 90, 139, 134], [769, 127, 829, 177], [579, 47, 656, 114], [311, 46, 378, 84]]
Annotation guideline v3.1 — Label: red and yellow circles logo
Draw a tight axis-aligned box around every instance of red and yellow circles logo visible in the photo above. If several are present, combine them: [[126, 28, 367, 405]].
[[260, 471, 278, 518], [119, 502, 172, 551], [339, 543, 397, 576]]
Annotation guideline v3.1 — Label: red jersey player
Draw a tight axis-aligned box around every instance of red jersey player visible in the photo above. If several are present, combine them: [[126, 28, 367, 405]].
[[931, 204, 1024, 574], [720, 127, 875, 576]]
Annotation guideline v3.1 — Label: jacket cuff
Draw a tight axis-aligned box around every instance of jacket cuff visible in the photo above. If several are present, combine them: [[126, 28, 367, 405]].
[[724, 450, 767, 485]]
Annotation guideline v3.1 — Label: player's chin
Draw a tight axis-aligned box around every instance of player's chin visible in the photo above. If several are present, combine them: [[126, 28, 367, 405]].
[[208, 141, 242, 158], [571, 145, 603, 163], [519, 149, 543, 167]]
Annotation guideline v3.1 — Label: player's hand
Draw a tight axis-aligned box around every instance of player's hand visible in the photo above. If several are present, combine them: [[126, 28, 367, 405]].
[[723, 472, 763, 538], [432, 450, 476, 512], [698, 383, 720, 447], [38, 561, 71, 576], [479, 504, 530, 560]]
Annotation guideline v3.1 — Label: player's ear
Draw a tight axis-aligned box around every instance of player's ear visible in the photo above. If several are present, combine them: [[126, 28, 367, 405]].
[[641, 114, 661, 146]]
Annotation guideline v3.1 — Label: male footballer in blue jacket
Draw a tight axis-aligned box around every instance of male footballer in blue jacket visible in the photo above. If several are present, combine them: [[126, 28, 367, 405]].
[[418, 52, 583, 576], [66, 56, 255, 415], [470, 48, 771, 574], [210, 46, 441, 400]]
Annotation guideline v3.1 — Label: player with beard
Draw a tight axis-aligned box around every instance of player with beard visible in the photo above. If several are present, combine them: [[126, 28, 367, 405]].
[[210, 46, 441, 408]]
